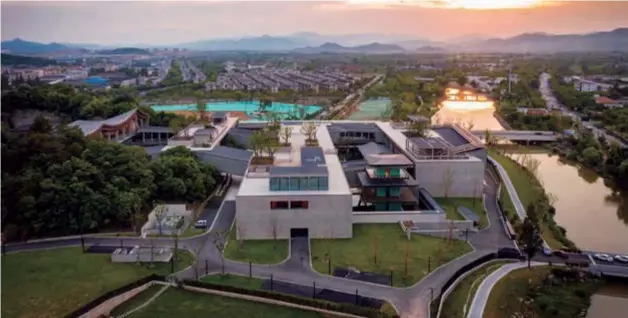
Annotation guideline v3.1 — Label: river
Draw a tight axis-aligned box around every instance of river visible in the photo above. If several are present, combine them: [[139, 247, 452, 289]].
[[434, 103, 628, 314], [433, 103, 628, 253]]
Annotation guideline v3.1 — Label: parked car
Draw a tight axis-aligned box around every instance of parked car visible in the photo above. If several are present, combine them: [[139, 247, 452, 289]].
[[194, 220, 208, 229], [614, 255, 628, 263], [594, 253, 614, 262], [553, 250, 569, 259], [543, 247, 552, 256]]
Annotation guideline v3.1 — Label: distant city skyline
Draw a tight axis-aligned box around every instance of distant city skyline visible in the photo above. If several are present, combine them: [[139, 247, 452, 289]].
[[2, 1, 627, 45]]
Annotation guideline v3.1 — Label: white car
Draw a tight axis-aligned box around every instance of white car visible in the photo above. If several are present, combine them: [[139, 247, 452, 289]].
[[614, 255, 628, 263], [594, 253, 613, 262], [194, 220, 208, 229]]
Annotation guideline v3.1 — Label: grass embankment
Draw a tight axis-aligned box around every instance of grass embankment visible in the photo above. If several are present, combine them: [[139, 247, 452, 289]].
[[224, 225, 289, 264], [484, 266, 601, 318], [440, 261, 513, 318], [123, 287, 324, 318], [110, 285, 165, 316], [200, 274, 399, 317], [488, 149, 572, 249], [435, 197, 489, 229], [310, 224, 473, 287], [1, 247, 195, 318]]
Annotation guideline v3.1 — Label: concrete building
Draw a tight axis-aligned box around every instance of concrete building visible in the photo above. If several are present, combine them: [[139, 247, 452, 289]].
[[68, 108, 150, 141]]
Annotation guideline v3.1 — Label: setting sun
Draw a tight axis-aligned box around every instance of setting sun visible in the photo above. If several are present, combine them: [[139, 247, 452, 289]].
[[346, 0, 547, 10]]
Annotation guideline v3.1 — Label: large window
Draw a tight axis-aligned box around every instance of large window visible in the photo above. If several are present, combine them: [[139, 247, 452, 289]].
[[270, 176, 329, 191], [270, 201, 289, 209], [290, 201, 309, 209], [270, 178, 280, 191]]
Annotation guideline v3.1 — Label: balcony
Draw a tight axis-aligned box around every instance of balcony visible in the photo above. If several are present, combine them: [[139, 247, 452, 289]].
[[365, 168, 411, 180]]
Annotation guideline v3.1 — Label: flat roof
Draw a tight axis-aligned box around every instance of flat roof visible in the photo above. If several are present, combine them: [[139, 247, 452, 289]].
[[237, 123, 351, 196], [430, 126, 468, 147], [356, 142, 391, 157], [409, 137, 452, 150]]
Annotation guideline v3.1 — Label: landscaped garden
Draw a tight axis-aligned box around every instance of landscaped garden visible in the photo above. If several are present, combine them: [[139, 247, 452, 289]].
[[1, 247, 194, 318], [439, 261, 512, 318], [122, 287, 324, 318], [484, 266, 601, 318], [488, 149, 571, 249], [310, 224, 473, 287], [435, 197, 489, 229], [223, 225, 289, 264]]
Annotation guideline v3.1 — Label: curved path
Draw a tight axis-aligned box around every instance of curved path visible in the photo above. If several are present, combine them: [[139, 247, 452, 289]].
[[466, 262, 545, 318], [3, 169, 518, 317]]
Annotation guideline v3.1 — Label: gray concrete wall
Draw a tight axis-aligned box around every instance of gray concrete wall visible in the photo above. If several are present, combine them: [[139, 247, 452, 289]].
[[414, 158, 485, 198], [235, 193, 353, 239], [352, 211, 445, 224]]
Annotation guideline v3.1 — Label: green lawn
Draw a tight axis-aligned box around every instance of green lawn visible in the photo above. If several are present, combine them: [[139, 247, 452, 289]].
[[1, 247, 194, 318], [488, 150, 564, 249], [310, 224, 473, 287], [440, 261, 512, 318], [201, 274, 264, 290], [125, 287, 324, 318], [224, 225, 289, 264], [484, 266, 551, 318], [110, 284, 166, 316], [436, 197, 489, 229]]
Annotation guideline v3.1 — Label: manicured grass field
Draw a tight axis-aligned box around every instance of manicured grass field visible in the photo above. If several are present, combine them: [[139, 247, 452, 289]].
[[1, 247, 194, 318], [124, 287, 324, 318], [488, 150, 564, 249], [483, 266, 551, 318], [440, 261, 512, 318], [224, 225, 289, 264], [310, 224, 473, 287], [201, 274, 264, 290], [436, 197, 489, 229]]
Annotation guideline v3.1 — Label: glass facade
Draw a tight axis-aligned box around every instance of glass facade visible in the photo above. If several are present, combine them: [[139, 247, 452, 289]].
[[269, 176, 329, 191]]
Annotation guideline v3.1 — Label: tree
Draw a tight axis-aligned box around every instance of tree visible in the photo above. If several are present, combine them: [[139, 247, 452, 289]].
[[236, 221, 246, 250], [154, 203, 168, 236], [212, 230, 229, 274], [249, 131, 267, 158], [300, 122, 317, 142], [441, 166, 455, 198], [407, 121, 427, 138], [582, 147, 602, 167], [484, 129, 494, 146], [270, 215, 279, 249], [196, 98, 207, 121], [280, 126, 292, 146], [264, 137, 280, 159], [518, 204, 543, 269], [259, 98, 272, 113], [168, 117, 184, 135]]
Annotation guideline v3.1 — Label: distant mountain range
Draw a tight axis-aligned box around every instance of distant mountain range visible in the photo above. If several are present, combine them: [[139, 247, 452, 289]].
[[293, 42, 406, 54], [2, 28, 627, 55], [458, 28, 628, 52]]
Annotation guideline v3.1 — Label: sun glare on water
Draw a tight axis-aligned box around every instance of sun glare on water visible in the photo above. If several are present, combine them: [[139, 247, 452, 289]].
[[441, 100, 495, 111]]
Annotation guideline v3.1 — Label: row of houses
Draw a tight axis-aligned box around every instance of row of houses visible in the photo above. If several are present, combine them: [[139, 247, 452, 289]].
[[206, 68, 357, 93], [564, 76, 628, 93]]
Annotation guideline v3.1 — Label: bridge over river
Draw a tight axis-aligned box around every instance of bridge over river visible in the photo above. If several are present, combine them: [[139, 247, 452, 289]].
[[471, 129, 558, 142]]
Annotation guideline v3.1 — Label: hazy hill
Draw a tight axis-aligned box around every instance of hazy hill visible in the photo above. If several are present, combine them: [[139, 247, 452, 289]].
[[460, 28, 628, 52], [294, 42, 406, 54], [97, 47, 152, 55], [1, 38, 69, 55]]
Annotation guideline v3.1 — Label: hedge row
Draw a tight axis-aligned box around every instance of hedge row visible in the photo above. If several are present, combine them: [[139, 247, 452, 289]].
[[183, 279, 395, 318]]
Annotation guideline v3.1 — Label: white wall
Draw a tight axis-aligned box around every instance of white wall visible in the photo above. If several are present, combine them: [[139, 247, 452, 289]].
[[414, 158, 485, 198], [235, 193, 353, 239], [352, 211, 445, 224]]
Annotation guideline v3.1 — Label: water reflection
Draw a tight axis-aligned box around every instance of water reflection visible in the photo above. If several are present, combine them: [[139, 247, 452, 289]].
[[513, 153, 628, 253], [587, 284, 628, 318], [432, 103, 504, 131]]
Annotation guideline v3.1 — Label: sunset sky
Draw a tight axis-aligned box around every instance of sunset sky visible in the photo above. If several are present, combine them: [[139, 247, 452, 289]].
[[2, 1, 627, 45]]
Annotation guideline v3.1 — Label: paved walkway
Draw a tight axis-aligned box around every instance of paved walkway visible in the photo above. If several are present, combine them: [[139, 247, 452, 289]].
[[466, 262, 544, 318]]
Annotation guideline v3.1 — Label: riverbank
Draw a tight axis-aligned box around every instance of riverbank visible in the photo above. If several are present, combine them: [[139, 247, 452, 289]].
[[484, 266, 601, 318], [488, 148, 576, 250]]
